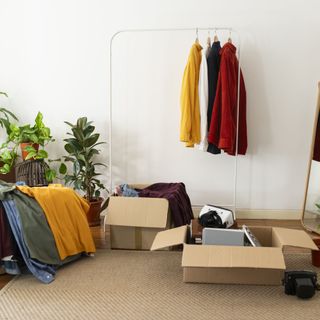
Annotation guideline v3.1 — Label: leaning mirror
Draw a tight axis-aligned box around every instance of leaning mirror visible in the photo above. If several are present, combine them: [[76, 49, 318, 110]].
[[302, 82, 320, 234]]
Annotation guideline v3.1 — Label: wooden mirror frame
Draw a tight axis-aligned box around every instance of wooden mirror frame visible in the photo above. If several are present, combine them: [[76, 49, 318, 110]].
[[301, 82, 320, 234]]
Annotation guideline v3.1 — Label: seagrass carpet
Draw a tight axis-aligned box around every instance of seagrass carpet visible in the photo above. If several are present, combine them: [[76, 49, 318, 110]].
[[0, 250, 319, 320]]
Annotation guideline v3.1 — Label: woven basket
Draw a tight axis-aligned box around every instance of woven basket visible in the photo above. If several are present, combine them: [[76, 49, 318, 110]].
[[15, 159, 49, 187]]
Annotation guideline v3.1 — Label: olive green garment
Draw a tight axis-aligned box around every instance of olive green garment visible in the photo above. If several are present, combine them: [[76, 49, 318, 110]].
[[0, 181, 80, 265], [12, 189, 62, 265]]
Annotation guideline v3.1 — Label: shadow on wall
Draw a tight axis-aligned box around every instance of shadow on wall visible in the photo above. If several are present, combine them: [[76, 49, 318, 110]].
[[237, 36, 272, 208]]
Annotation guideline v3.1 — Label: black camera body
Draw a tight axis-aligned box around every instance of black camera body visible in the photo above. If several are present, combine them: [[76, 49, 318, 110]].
[[283, 271, 318, 299]]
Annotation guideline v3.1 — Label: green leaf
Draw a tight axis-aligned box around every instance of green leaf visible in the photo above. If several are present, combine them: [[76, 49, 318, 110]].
[[0, 107, 18, 121], [83, 133, 99, 147], [0, 150, 12, 161], [0, 92, 8, 98], [35, 112, 44, 128], [90, 141, 106, 149], [72, 128, 84, 142], [64, 121, 75, 128], [37, 149, 48, 159], [87, 148, 99, 158], [59, 163, 67, 174], [29, 134, 39, 143], [74, 180, 82, 190], [64, 138, 82, 151], [73, 161, 81, 175], [24, 145, 36, 153], [63, 156, 75, 162], [64, 143, 75, 154], [0, 163, 11, 174], [25, 151, 37, 160], [94, 162, 108, 167], [45, 168, 57, 182], [77, 117, 87, 129], [83, 125, 95, 137], [64, 175, 74, 185]]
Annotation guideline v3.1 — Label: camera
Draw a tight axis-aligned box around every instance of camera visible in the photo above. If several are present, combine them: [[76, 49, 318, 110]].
[[283, 271, 319, 299], [198, 205, 234, 228]]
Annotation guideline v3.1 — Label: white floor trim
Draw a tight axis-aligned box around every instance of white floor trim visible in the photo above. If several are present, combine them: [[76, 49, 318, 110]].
[[235, 209, 301, 220]]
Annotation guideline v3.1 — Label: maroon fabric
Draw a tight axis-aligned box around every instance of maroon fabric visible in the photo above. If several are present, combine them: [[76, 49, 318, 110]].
[[313, 113, 320, 161], [138, 183, 194, 227], [207, 43, 247, 155], [0, 202, 18, 259]]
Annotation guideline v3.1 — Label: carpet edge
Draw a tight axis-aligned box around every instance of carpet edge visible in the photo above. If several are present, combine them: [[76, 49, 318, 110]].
[[0, 275, 20, 296]]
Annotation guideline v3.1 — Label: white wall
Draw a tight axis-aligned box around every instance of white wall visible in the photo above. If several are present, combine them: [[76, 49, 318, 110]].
[[0, 0, 319, 212]]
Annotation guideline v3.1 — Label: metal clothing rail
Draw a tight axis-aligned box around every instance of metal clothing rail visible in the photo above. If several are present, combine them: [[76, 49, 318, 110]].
[[109, 27, 242, 217]]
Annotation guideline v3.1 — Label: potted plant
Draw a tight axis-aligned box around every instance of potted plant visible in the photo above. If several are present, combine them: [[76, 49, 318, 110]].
[[0, 92, 19, 133], [0, 111, 57, 183], [61, 117, 107, 226], [0, 91, 19, 182]]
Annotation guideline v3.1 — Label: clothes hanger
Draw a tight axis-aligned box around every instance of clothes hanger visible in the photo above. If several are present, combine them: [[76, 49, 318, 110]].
[[214, 29, 219, 43], [207, 30, 211, 48], [195, 28, 199, 44], [227, 29, 232, 43]]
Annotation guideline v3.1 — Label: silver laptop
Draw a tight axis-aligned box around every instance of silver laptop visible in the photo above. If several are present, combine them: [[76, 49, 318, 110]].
[[202, 228, 245, 246]]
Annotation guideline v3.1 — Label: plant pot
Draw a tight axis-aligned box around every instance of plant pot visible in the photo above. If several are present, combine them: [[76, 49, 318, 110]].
[[86, 197, 103, 227], [311, 238, 320, 267], [20, 143, 39, 160], [0, 161, 16, 182]]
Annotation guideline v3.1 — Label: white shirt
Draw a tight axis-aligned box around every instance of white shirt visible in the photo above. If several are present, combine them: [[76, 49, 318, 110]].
[[197, 47, 210, 151]]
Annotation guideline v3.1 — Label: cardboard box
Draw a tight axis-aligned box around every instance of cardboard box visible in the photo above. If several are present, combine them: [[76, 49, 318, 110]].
[[151, 225, 318, 285], [106, 195, 170, 250]]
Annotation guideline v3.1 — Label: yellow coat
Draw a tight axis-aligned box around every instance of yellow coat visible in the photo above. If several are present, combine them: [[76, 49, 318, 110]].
[[180, 42, 202, 147], [17, 185, 96, 260]]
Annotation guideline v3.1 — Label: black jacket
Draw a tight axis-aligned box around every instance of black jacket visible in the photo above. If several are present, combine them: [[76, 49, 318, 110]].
[[206, 41, 221, 154]]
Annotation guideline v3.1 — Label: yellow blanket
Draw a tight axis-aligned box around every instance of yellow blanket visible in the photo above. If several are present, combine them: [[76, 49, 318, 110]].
[[17, 185, 96, 260]]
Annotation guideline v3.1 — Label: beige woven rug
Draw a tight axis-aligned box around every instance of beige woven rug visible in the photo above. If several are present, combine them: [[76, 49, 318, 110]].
[[0, 250, 319, 320]]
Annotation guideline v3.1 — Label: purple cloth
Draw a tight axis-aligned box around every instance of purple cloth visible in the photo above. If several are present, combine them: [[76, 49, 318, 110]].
[[138, 183, 193, 227], [0, 202, 18, 259]]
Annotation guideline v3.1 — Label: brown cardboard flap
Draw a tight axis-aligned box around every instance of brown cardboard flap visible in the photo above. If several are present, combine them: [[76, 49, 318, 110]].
[[106, 196, 169, 228], [272, 227, 318, 250], [182, 244, 286, 270], [151, 226, 188, 251]]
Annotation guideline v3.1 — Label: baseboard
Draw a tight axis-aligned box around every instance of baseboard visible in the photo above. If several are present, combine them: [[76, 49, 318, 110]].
[[235, 209, 301, 220], [192, 206, 301, 220]]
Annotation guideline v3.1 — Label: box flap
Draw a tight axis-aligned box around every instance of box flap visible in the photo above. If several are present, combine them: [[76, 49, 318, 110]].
[[106, 196, 168, 228], [272, 227, 318, 250], [151, 226, 188, 251], [182, 244, 286, 270]]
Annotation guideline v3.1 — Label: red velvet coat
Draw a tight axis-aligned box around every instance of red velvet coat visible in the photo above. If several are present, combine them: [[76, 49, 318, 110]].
[[207, 43, 247, 155]]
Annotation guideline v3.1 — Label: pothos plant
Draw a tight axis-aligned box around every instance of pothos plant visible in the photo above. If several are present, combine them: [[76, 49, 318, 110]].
[[0, 111, 57, 182], [60, 117, 107, 202], [0, 92, 19, 134]]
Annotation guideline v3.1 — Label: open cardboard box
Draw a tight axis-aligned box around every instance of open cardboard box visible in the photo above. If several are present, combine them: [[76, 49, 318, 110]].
[[151, 225, 319, 285], [105, 192, 170, 250]]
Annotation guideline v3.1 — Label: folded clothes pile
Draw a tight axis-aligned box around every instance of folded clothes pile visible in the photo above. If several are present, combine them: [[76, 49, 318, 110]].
[[114, 182, 194, 227], [0, 181, 96, 283]]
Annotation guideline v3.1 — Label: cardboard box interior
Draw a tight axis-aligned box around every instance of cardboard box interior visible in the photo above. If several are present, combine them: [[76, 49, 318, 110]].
[[151, 225, 318, 285]]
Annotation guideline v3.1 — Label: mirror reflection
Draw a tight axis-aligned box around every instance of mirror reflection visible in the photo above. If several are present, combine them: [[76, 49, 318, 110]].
[[303, 82, 320, 234]]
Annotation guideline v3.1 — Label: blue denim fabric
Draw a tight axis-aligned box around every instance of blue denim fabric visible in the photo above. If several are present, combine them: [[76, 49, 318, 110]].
[[120, 184, 139, 197], [1, 258, 21, 275], [2, 200, 56, 284]]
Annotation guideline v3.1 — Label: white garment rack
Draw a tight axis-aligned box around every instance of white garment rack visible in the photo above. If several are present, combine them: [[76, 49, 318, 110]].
[[109, 27, 242, 217]]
